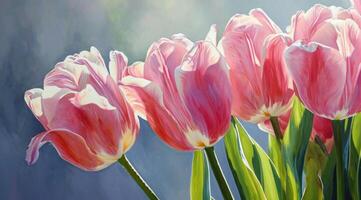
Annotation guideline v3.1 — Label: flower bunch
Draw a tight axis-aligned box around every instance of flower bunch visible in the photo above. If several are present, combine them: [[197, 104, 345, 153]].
[[24, 1, 361, 199]]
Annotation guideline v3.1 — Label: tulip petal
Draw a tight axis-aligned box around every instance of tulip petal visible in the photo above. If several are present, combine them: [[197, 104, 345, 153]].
[[175, 41, 231, 144], [109, 50, 128, 83], [124, 62, 144, 78], [250, 8, 282, 34], [351, 0, 361, 14], [290, 4, 333, 41], [261, 34, 293, 112], [26, 129, 108, 171], [205, 24, 217, 46], [24, 89, 46, 124], [285, 41, 346, 119], [220, 31, 264, 121], [122, 76, 193, 150]]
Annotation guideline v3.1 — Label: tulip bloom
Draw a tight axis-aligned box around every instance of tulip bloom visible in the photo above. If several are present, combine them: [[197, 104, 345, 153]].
[[25, 47, 139, 171], [286, 5, 361, 120], [121, 27, 232, 151], [219, 9, 294, 123], [260, 112, 334, 153]]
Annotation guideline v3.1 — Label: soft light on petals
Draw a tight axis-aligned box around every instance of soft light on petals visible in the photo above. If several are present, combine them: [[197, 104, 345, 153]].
[[109, 50, 128, 83], [26, 129, 108, 171], [70, 84, 116, 110], [220, 9, 292, 123], [25, 47, 139, 171], [285, 41, 346, 119], [351, 0, 361, 14], [176, 41, 231, 144], [205, 24, 217, 46]]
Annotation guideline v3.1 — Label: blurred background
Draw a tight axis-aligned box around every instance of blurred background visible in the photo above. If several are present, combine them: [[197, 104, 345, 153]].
[[0, 0, 349, 199]]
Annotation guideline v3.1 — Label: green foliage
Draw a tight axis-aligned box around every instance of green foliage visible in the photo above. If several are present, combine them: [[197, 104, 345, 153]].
[[190, 150, 211, 200], [224, 117, 285, 200], [349, 114, 361, 200], [302, 142, 326, 200]]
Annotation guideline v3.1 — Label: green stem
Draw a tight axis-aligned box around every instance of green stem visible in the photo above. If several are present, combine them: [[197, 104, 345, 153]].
[[269, 116, 287, 196], [118, 155, 159, 200], [204, 146, 234, 200], [270, 116, 283, 140], [332, 120, 345, 200]]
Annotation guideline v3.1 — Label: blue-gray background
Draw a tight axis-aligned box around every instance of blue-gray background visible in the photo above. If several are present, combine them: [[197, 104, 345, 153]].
[[0, 0, 348, 199]]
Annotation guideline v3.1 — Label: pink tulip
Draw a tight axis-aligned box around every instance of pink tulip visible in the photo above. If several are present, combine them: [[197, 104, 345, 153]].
[[25, 47, 139, 171], [259, 111, 334, 153], [121, 26, 232, 151], [219, 9, 294, 123], [286, 5, 361, 119]]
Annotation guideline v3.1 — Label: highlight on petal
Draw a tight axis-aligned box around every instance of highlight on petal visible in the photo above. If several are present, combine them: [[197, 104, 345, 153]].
[[261, 34, 293, 110], [45, 62, 90, 91], [26, 129, 109, 171], [285, 41, 346, 119], [176, 41, 231, 144], [70, 84, 116, 110], [289, 4, 333, 41], [25, 89, 44, 117], [122, 76, 193, 150], [109, 50, 128, 82], [205, 24, 217, 46], [351, 0, 361, 14]]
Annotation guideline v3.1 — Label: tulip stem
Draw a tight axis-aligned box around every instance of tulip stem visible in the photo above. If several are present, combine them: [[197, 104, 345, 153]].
[[118, 155, 159, 200], [204, 146, 234, 200], [269, 116, 287, 197], [270, 116, 283, 140], [332, 120, 345, 200]]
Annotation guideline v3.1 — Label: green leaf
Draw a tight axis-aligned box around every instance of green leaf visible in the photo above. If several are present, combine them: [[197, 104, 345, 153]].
[[190, 150, 211, 200], [283, 98, 314, 198], [302, 142, 326, 200], [234, 118, 284, 200], [224, 118, 266, 200], [349, 114, 361, 200], [321, 148, 336, 200], [269, 135, 287, 195]]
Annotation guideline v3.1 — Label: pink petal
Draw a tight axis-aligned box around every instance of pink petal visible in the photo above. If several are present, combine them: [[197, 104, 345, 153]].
[[124, 62, 144, 78], [109, 50, 128, 83], [24, 89, 48, 127], [122, 76, 193, 150], [144, 36, 194, 125], [205, 24, 217, 46], [26, 129, 108, 171], [224, 9, 280, 59], [175, 41, 231, 144], [220, 30, 264, 121], [261, 34, 293, 109], [289, 4, 333, 41], [285, 41, 346, 119], [351, 0, 361, 14]]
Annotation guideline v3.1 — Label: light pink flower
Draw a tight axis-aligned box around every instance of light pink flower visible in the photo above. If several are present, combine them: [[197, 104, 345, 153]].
[[122, 26, 232, 151], [25, 47, 139, 171], [286, 5, 361, 119], [219, 9, 294, 123]]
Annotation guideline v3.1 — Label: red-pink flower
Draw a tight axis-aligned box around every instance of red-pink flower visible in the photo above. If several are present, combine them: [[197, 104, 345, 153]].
[[285, 5, 361, 120], [219, 9, 294, 123], [259, 112, 334, 153], [122, 26, 232, 151], [25, 47, 139, 171]]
